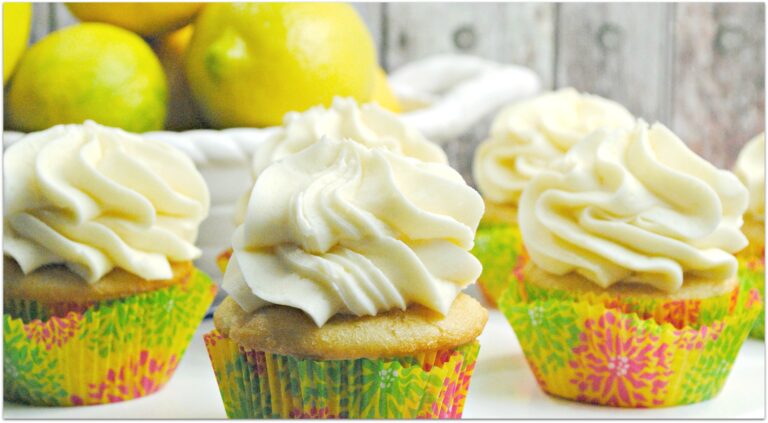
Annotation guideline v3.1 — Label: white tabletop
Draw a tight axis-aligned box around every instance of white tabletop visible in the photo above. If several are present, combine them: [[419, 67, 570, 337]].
[[3, 310, 765, 419]]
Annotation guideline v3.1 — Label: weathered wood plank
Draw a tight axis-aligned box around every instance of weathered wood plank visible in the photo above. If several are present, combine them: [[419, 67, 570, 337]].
[[555, 3, 674, 124], [49, 3, 78, 30], [28, 3, 51, 43], [383, 2, 555, 181], [672, 3, 765, 168], [384, 3, 554, 86]]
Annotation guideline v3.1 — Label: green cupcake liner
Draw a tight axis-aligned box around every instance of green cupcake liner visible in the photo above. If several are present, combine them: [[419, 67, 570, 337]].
[[498, 274, 762, 408], [738, 252, 765, 339], [4, 269, 216, 406], [204, 331, 480, 419], [472, 221, 526, 307]]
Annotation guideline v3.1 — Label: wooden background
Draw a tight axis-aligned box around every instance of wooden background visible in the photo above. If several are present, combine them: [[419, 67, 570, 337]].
[[29, 2, 765, 181]]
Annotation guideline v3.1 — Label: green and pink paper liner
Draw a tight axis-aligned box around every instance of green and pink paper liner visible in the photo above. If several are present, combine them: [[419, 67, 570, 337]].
[[4, 269, 216, 406], [498, 272, 762, 408], [204, 331, 480, 419], [472, 221, 526, 307], [738, 244, 765, 339]]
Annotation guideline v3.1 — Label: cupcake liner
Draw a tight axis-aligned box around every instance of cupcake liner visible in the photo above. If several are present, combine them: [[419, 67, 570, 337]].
[[3, 269, 217, 406], [204, 331, 480, 418], [472, 221, 526, 307], [517, 276, 737, 330], [217, 249, 233, 274], [498, 275, 762, 408], [738, 247, 765, 339]]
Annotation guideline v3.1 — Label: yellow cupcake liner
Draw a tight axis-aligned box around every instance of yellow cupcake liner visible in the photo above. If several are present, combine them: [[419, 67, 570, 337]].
[[498, 275, 762, 408], [204, 331, 480, 418], [472, 221, 527, 308], [3, 269, 216, 406], [738, 246, 765, 339], [217, 249, 233, 274]]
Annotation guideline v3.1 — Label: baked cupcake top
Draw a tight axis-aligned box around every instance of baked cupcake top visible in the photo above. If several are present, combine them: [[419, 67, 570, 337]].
[[519, 121, 748, 293], [734, 132, 765, 223], [473, 88, 634, 205], [4, 121, 210, 283], [223, 137, 484, 326], [234, 97, 447, 223]]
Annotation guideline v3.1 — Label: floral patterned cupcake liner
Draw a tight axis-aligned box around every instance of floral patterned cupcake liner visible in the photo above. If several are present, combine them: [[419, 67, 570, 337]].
[[204, 331, 480, 419], [3, 269, 216, 406], [514, 275, 739, 330], [738, 246, 765, 339], [216, 248, 233, 274], [498, 275, 762, 408], [472, 222, 526, 308]]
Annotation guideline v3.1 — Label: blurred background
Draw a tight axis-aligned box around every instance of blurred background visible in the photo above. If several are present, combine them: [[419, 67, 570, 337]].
[[6, 2, 765, 181]]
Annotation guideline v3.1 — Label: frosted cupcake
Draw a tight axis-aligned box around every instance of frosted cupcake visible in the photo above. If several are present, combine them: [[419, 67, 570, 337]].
[[471, 88, 634, 306], [218, 97, 448, 269], [734, 133, 765, 339], [4, 122, 216, 406], [499, 121, 761, 407], [206, 137, 487, 418]]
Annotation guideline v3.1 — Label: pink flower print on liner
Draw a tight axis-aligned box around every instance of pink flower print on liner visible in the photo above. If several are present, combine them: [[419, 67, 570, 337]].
[[243, 350, 268, 376], [568, 310, 673, 407], [673, 322, 724, 351], [746, 288, 762, 309], [23, 312, 83, 350], [289, 406, 335, 418], [85, 350, 179, 404]]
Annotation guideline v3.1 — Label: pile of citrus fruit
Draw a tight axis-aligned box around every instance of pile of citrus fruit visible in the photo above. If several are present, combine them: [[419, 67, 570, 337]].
[[3, 2, 400, 132]]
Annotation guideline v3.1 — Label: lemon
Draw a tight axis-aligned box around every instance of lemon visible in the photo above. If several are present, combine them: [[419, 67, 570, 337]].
[[8, 23, 167, 133], [186, 3, 376, 128], [66, 3, 203, 38], [3, 3, 32, 84], [153, 25, 204, 130], [371, 67, 401, 113]]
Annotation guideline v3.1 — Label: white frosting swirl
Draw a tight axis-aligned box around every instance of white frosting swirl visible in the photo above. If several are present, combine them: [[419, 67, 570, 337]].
[[473, 88, 635, 205], [234, 97, 447, 224], [734, 133, 765, 222], [519, 121, 748, 292], [4, 121, 210, 283], [223, 137, 483, 326]]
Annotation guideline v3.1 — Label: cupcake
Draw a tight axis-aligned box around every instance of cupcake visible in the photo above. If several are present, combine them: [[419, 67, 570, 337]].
[[471, 88, 634, 306], [499, 121, 762, 407], [205, 137, 488, 418], [3, 122, 216, 406], [734, 133, 765, 339], [217, 97, 448, 271]]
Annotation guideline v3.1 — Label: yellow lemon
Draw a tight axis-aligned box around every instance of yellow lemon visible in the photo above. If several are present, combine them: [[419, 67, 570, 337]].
[[8, 23, 167, 133], [66, 3, 203, 38], [371, 67, 401, 113], [153, 25, 204, 130], [3, 2, 32, 84], [186, 3, 377, 128]]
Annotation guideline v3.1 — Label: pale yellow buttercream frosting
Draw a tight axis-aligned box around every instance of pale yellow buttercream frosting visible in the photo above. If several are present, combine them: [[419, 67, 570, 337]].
[[234, 97, 447, 224], [734, 132, 765, 222], [473, 88, 635, 205], [223, 137, 483, 326], [519, 121, 748, 293], [4, 121, 210, 283]]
